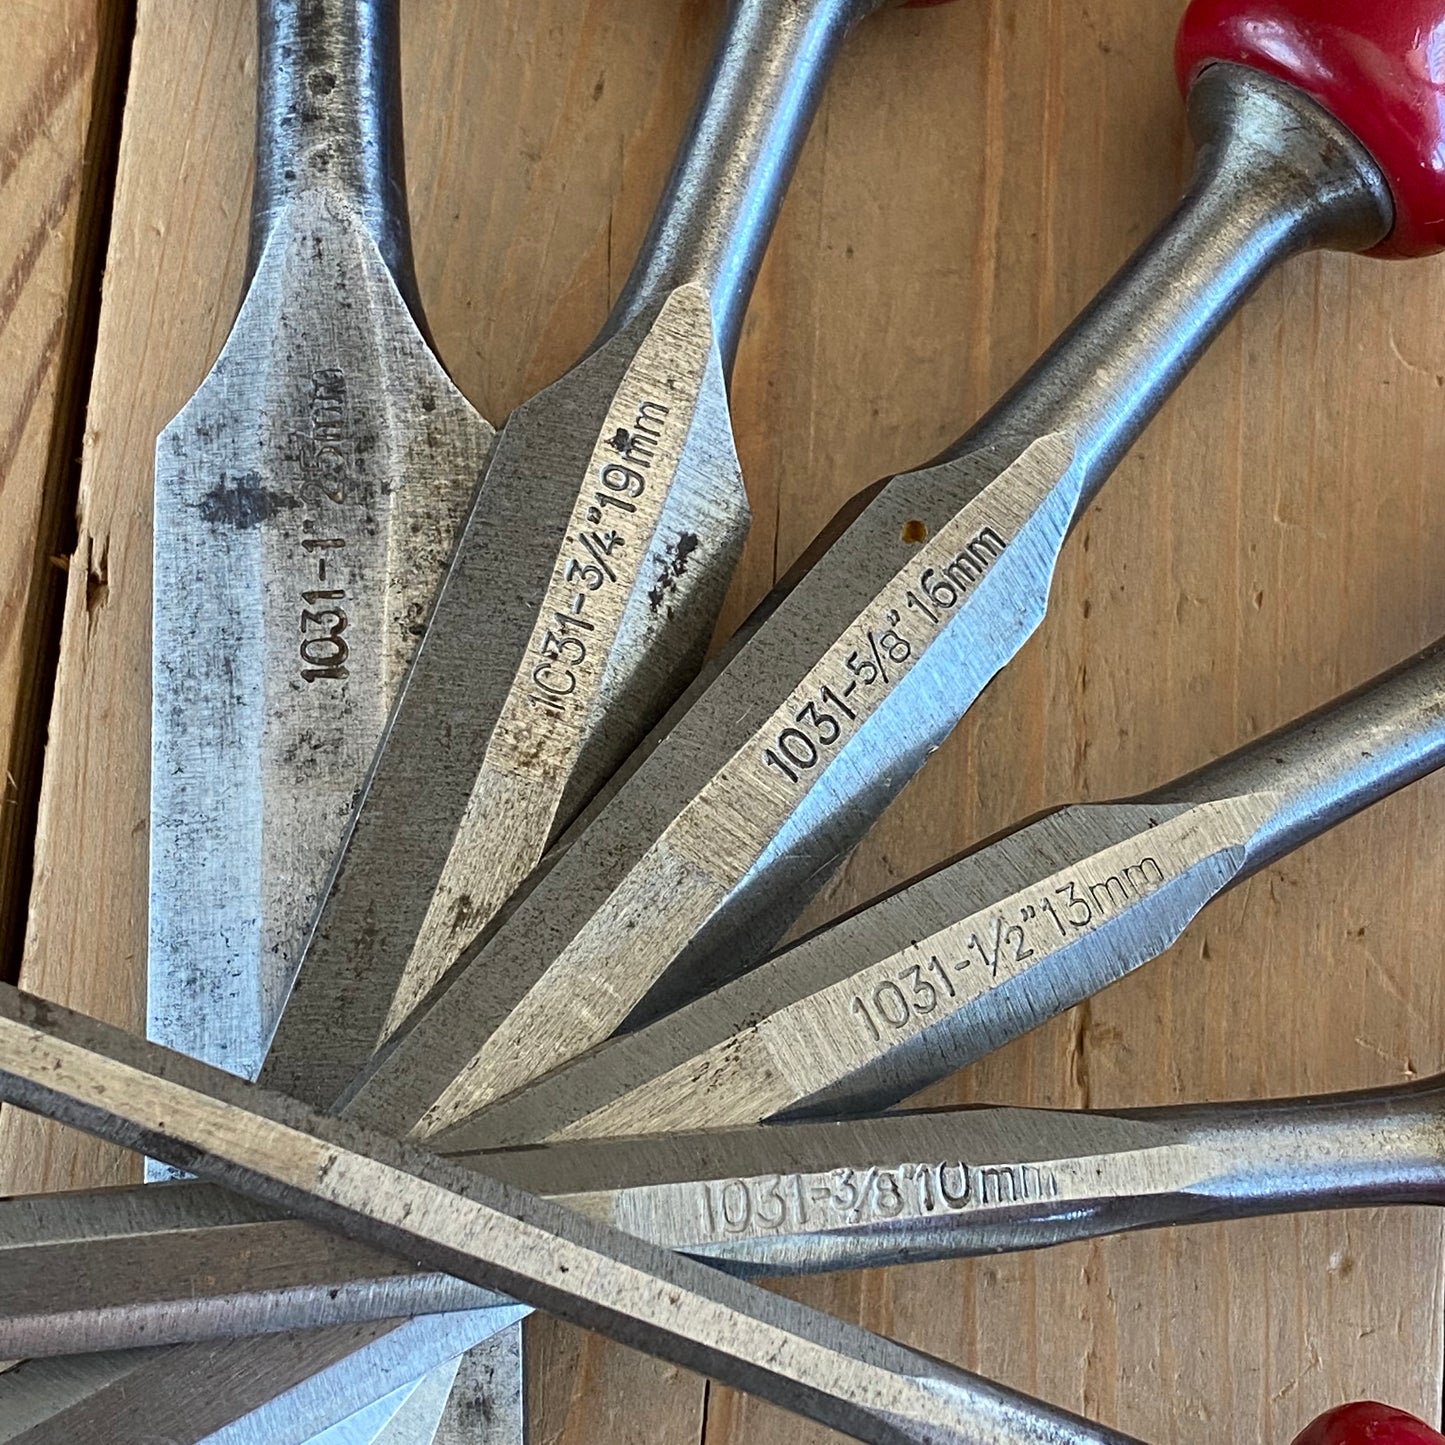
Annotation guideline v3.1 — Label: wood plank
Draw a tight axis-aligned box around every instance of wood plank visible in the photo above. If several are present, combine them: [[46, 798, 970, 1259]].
[[0, 2, 727, 1437], [0, 1, 126, 970], [4, 2, 1445, 1442], [696, 3, 1445, 1443]]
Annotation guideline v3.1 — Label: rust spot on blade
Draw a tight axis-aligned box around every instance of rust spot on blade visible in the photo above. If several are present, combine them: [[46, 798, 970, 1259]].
[[449, 894, 476, 937], [647, 531, 700, 616]]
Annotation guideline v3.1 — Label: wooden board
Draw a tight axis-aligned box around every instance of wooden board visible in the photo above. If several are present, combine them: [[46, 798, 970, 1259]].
[[4, 2, 1445, 1441], [0, 1, 124, 969]]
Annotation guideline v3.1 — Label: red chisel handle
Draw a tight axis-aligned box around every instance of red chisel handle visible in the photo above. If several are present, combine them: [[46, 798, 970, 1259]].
[[1295, 1403, 1445, 1445], [1177, 0, 1445, 256]]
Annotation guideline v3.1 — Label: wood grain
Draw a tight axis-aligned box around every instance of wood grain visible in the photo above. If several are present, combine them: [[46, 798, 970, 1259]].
[[0, 1, 125, 970], [4, 1, 1445, 1441]]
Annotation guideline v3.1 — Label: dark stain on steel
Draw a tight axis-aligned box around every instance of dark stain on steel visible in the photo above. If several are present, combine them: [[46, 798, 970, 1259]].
[[648, 531, 701, 615], [197, 472, 302, 530]]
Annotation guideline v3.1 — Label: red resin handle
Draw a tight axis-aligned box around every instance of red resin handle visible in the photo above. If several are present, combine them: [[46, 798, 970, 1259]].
[[1176, 0, 1445, 257], [1294, 1403, 1445, 1445]]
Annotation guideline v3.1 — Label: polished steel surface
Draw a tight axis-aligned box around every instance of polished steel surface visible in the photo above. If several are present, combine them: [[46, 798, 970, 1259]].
[[41, 2, 905, 1439], [148, 7, 489, 1434], [448, 638, 1445, 1150], [264, 0, 882, 1109], [340, 68, 1392, 1153], [8, 624, 1441, 1422], [22, 623, 1422, 1367], [5, 1071, 1445, 1354], [318, 1373, 457, 1445], [0, 1312, 526, 1445], [148, 0, 486, 1085], [259, 3, 884, 1438], [8, 65, 1395, 1443], [0, 987, 1141, 1445], [150, 5, 493, 1439], [428, 1336, 520, 1445]]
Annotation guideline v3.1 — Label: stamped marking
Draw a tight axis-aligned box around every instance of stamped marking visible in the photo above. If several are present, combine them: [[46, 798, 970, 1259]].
[[302, 366, 351, 503], [848, 854, 1166, 1042], [695, 1159, 1061, 1238], [760, 798, 1282, 1101], [649, 435, 1079, 893], [522, 401, 670, 722], [759, 523, 1007, 786], [296, 369, 356, 683], [382, 292, 724, 1038], [485, 290, 718, 782]]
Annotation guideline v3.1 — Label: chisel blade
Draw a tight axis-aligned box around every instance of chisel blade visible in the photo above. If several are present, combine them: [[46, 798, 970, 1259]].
[[0, 986, 1136, 1445], [148, 44, 489, 1087]]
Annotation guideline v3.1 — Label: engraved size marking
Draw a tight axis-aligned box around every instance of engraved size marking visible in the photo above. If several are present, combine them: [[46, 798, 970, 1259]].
[[759, 519, 1008, 788], [746, 435, 1077, 796], [697, 1160, 1060, 1236], [525, 398, 671, 716], [388, 292, 725, 1050], [303, 367, 351, 503], [848, 854, 1165, 1042], [296, 369, 355, 683], [486, 290, 719, 785]]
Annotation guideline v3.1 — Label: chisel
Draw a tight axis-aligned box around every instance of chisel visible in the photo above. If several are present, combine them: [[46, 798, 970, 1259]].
[[266, 3, 956, 1439], [7, 1066, 1445, 1354], [26, 624, 1423, 1364], [148, 0, 486, 1087], [341, 0, 1438, 1158], [449, 637, 1445, 1149], [39, 3, 1442, 1437], [0, 985, 1142, 1445], [267, 0, 954, 1111], [0, 990, 1428, 1445], [15, 618, 1445, 1428], [146, 1, 957, 1439], [148, 4, 497, 1439]]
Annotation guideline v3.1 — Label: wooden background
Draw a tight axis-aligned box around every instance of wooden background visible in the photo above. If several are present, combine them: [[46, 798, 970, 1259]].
[[3, 1, 1445, 1441]]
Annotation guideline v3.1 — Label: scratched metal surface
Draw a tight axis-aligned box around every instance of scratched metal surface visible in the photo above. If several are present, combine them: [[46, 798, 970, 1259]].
[[7, 1069, 1445, 1359], [3, 3, 1445, 1444], [147, 184, 486, 1082]]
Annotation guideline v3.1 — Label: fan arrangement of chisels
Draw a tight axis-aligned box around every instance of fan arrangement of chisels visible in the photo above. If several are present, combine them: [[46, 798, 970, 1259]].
[[4, 2, 1445, 1444]]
